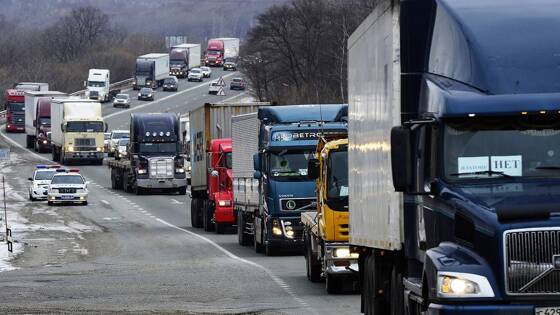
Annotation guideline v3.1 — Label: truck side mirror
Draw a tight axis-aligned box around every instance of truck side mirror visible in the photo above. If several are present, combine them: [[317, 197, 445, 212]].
[[104, 122, 108, 132], [307, 158, 320, 180], [61, 123, 66, 132], [253, 153, 261, 171], [211, 170, 219, 177], [33, 119, 36, 127], [83, 81, 87, 88], [391, 126, 412, 192], [253, 170, 262, 179]]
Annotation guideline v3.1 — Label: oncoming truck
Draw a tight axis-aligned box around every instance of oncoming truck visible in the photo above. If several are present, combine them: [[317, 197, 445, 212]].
[[349, 1, 560, 314], [303, 136, 357, 293], [233, 105, 347, 256], [50, 98, 106, 165], [189, 103, 268, 233], [108, 113, 187, 195]]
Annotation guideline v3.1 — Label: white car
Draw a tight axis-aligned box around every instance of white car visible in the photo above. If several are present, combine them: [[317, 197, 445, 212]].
[[109, 130, 130, 157], [48, 171, 88, 206], [200, 66, 212, 78], [208, 81, 222, 95], [115, 138, 129, 160], [28, 165, 60, 201], [187, 68, 204, 82], [113, 93, 131, 108]]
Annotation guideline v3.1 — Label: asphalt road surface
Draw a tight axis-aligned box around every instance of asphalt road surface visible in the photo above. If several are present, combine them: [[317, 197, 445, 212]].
[[0, 70, 360, 314]]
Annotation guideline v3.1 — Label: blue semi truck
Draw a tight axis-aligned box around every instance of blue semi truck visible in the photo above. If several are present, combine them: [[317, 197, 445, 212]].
[[232, 105, 347, 256], [349, 0, 560, 314]]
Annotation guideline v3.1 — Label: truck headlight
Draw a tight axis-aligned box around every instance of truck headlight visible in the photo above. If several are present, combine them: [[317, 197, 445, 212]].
[[333, 247, 360, 258], [67, 146, 74, 152], [218, 200, 231, 207], [175, 168, 185, 174], [437, 272, 494, 298], [271, 218, 282, 236], [96, 147, 102, 152], [42, 140, 48, 144], [137, 169, 147, 175]]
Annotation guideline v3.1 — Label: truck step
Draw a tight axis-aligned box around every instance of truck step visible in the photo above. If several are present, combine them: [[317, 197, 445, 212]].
[[403, 277, 422, 297]]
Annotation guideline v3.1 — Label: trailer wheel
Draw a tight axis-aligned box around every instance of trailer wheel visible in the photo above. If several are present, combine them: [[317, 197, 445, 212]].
[[203, 200, 215, 232], [190, 198, 202, 228], [363, 251, 391, 315], [305, 230, 322, 282], [237, 212, 251, 246]]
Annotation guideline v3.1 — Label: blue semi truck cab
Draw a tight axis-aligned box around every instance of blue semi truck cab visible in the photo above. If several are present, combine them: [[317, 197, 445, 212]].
[[233, 105, 347, 256], [349, 0, 560, 314]]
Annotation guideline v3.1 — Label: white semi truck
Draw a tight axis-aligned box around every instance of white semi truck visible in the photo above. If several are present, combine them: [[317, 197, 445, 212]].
[[85, 69, 119, 102], [50, 98, 106, 165]]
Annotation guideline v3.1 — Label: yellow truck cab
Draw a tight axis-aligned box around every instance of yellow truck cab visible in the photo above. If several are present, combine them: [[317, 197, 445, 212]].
[[303, 137, 359, 293]]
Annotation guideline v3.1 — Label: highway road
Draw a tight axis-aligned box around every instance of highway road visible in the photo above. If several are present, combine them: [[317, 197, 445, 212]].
[[0, 70, 360, 314]]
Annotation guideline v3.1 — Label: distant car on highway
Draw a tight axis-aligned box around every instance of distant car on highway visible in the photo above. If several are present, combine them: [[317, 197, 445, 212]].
[[109, 130, 129, 157], [162, 76, 179, 92], [138, 87, 154, 101], [223, 58, 237, 71], [28, 165, 60, 201], [187, 68, 204, 82], [113, 93, 130, 108], [208, 81, 222, 95], [230, 78, 246, 90], [115, 138, 129, 160], [200, 66, 212, 78], [47, 170, 88, 206]]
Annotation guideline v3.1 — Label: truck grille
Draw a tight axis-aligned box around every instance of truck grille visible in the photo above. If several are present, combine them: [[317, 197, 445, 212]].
[[504, 228, 560, 295], [89, 91, 99, 99], [279, 198, 316, 211], [13, 113, 24, 125], [75, 138, 96, 146], [149, 158, 174, 179], [59, 188, 76, 193]]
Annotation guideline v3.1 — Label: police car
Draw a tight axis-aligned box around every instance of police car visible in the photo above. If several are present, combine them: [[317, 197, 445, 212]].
[[47, 169, 88, 206], [28, 165, 60, 201]]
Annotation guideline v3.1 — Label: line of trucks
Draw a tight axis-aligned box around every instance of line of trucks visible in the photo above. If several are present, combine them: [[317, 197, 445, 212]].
[[184, 0, 560, 314]]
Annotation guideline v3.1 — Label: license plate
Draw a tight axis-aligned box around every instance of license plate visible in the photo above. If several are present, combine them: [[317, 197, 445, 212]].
[[536, 307, 560, 315], [60, 195, 74, 200]]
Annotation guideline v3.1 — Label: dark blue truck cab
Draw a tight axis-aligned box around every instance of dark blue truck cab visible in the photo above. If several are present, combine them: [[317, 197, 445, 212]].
[[348, 0, 560, 314], [235, 105, 347, 256]]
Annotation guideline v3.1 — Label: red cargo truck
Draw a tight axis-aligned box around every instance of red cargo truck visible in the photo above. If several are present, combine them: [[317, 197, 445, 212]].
[[204, 138, 234, 233], [204, 38, 240, 67], [4, 89, 25, 132]]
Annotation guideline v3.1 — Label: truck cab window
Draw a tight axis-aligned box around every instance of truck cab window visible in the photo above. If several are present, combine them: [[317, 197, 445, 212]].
[[269, 150, 313, 179]]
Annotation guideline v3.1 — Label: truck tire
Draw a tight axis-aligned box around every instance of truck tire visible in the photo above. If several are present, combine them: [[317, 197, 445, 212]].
[[363, 252, 390, 315], [265, 242, 277, 256], [134, 184, 144, 195], [237, 212, 251, 246], [177, 186, 187, 195], [203, 200, 215, 232], [253, 218, 264, 253], [111, 169, 118, 189], [326, 274, 341, 294], [191, 198, 203, 228], [215, 222, 225, 234], [305, 230, 322, 282], [26, 135, 33, 149], [52, 147, 58, 162]]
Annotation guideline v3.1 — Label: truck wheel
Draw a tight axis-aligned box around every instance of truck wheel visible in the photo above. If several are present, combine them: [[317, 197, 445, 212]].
[[305, 230, 322, 282], [363, 252, 390, 315], [253, 219, 264, 253], [111, 170, 117, 189], [390, 265, 404, 315], [26, 135, 33, 149], [215, 222, 225, 234], [190, 198, 202, 228], [203, 200, 215, 232], [52, 148, 57, 162], [326, 274, 341, 294], [265, 242, 277, 256], [237, 212, 251, 246], [134, 184, 144, 195], [178, 186, 187, 195]]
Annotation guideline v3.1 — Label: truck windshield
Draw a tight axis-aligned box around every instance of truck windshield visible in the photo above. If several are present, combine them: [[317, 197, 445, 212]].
[[207, 50, 221, 55], [66, 121, 104, 133], [170, 60, 184, 65], [327, 148, 348, 200], [39, 117, 50, 126], [87, 81, 105, 87], [7, 103, 24, 111], [269, 149, 313, 180], [444, 116, 560, 180], [139, 143, 177, 154], [224, 152, 232, 169]]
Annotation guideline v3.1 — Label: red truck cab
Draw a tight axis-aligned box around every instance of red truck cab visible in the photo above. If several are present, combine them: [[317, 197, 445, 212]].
[[207, 138, 234, 233], [4, 89, 25, 132], [34, 98, 52, 152], [205, 40, 224, 67]]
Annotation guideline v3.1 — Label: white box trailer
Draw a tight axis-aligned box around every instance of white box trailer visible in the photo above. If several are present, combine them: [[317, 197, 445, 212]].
[[215, 38, 240, 59], [24, 91, 67, 149], [348, 1, 402, 250], [134, 53, 169, 89]]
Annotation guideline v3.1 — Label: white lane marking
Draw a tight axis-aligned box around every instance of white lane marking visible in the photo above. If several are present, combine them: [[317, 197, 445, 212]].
[[101, 200, 110, 206], [155, 218, 314, 313], [0, 127, 51, 162], [105, 72, 238, 119], [170, 198, 183, 205]]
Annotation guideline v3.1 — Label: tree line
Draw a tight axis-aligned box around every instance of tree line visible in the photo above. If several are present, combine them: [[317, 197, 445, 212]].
[[0, 7, 163, 98], [240, 0, 376, 104]]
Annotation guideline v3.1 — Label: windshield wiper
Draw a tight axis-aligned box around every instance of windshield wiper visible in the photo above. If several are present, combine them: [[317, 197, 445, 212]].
[[535, 166, 560, 170], [449, 170, 513, 178]]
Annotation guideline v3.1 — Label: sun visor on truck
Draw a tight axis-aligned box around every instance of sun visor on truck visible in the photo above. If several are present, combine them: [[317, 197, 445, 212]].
[[496, 203, 553, 222], [258, 104, 347, 124], [131, 113, 178, 142]]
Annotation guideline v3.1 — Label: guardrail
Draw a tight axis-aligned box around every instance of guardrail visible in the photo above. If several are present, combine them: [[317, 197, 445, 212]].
[[70, 78, 134, 97]]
